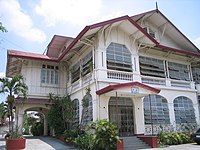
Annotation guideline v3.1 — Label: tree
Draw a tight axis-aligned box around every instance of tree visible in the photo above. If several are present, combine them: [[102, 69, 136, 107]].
[[0, 22, 7, 32], [48, 94, 73, 135], [0, 102, 8, 125], [0, 74, 28, 132]]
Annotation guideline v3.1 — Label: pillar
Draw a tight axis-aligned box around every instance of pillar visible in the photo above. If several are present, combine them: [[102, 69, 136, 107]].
[[17, 112, 24, 134], [134, 97, 145, 135], [43, 115, 48, 136]]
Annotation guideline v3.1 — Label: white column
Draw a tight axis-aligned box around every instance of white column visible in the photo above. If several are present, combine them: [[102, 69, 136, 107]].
[[43, 115, 48, 136], [17, 113, 24, 134], [134, 98, 145, 135], [168, 103, 176, 125]]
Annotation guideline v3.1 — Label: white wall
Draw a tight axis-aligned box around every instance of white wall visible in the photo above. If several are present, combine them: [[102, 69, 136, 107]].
[[21, 60, 67, 98]]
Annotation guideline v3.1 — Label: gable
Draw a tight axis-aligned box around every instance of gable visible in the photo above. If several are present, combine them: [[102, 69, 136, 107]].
[[131, 9, 200, 55]]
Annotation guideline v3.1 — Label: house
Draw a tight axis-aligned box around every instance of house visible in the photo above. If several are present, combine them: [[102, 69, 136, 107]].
[[6, 9, 200, 138]]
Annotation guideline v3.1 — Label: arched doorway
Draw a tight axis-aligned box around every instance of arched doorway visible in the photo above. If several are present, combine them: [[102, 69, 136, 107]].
[[108, 97, 134, 136]]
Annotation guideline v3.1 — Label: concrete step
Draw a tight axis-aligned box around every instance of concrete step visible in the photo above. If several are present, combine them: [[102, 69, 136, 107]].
[[122, 136, 151, 150]]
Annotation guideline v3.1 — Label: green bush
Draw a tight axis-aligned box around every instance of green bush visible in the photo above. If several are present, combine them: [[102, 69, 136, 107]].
[[64, 129, 84, 142], [31, 122, 44, 136], [74, 134, 93, 149], [158, 132, 193, 146], [74, 120, 119, 150]]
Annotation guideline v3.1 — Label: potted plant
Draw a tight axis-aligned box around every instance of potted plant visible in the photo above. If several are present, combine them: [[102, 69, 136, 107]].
[[0, 74, 28, 149], [5, 126, 26, 150]]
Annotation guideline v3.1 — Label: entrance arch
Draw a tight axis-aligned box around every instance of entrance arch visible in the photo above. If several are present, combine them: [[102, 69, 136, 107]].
[[14, 99, 51, 136], [108, 97, 134, 136]]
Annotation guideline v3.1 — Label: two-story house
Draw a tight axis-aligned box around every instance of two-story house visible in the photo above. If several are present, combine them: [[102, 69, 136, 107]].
[[6, 9, 200, 137]]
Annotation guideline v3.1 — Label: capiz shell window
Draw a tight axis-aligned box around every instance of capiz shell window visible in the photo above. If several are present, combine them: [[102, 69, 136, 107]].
[[71, 62, 80, 83], [106, 42, 132, 72], [41, 65, 59, 85], [139, 56, 165, 78], [72, 99, 79, 128], [143, 95, 170, 124], [168, 62, 190, 81], [174, 96, 196, 123], [82, 51, 93, 76]]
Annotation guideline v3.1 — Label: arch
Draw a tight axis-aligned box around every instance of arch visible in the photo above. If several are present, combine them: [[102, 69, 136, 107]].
[[106, 42, 132, 72], [143, 95, 170, 124], [72, 99, 79, 128], [108, 97, 134, 137], [173, 96, 196, 124]]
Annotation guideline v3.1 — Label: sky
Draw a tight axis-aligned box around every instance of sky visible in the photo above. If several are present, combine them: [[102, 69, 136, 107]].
[[0, 0, 200, 102]]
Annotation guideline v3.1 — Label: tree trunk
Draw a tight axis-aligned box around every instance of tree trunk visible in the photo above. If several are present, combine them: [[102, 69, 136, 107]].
[[10, 103, 13, 132]]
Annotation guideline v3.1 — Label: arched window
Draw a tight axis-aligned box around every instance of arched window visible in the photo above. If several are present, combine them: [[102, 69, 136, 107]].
[[143, 95, 170, 124], [81, 93, 93, 128], [72, 99, 79, 128], [106, 42, 132, 72], [174, 96, 196, 123]]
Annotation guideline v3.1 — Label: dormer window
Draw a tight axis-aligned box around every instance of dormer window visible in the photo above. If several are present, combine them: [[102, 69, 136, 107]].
[[143, 27, 155, 38]]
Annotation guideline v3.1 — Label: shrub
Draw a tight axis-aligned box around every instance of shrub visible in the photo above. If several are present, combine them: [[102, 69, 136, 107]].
[[158, 132, 193, 146], [74, 120, 119, 150], [31, 122, 44, 136], [74, 134, 93, 149], [64, 129, 84, 142]]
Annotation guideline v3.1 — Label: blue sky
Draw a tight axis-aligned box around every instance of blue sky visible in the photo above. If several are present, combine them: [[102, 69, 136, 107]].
[[0, 0, 200, 102]]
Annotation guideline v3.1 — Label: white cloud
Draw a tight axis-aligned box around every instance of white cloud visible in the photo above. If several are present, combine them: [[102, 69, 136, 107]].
[[0, 72, 5, 78], [194, 37, 200, 49], [0, 0, 46, 43], [35, 0, 104, 27]]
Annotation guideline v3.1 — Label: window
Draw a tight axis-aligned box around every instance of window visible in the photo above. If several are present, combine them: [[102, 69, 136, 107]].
[[41, 65, 59, 85], [143, 27, 155, 38], [168, 62, 189, 81], [71, 51, 93, 83], [72, 99, 79, 128], [82, 51, 93, 76], [81, 94, 93, 128], [106, 42, 132, 72], [192, 67, 200, 84], [71, 62, 80, 83], [139, 56, 165, 78], [174, 96, 196, 123], [143, 95, 170, 124]]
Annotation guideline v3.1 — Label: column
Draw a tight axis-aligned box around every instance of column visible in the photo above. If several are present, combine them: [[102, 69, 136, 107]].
[[43, 115, 48, 136], [134, 98, 145, 135], [17, 112, 24, 134]]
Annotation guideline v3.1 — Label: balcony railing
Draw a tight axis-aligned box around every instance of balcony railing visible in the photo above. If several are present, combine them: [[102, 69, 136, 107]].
[[107, 70, 133, 81]]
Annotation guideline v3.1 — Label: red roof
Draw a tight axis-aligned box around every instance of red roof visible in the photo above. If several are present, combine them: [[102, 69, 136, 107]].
[[96, 82, 160, 95], [8, 49, 58, 62]]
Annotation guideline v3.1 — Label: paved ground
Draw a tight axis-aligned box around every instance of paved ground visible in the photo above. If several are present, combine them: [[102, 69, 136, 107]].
[[0, 136, 78, 150], [0, 135, 200, 150], [141, 143, 200, 150]]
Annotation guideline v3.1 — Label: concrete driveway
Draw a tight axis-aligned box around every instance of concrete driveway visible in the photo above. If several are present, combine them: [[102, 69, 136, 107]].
[[0, 136, 78, 150], [1, 135, 200, 150], [140, 143, 200, 150]]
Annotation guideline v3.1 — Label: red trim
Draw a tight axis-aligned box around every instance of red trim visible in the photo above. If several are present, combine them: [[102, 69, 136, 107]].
[[59, 15, 159, 61], [156, 44, 200, 57], [96, 81, 160, 95], [58, 26, 90, 61], [131, 9, 199, 53], [8, 50, 58, 62]]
